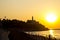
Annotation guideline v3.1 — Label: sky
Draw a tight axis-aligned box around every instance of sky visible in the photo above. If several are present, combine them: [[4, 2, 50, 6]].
[[0, 0, 60, 29]]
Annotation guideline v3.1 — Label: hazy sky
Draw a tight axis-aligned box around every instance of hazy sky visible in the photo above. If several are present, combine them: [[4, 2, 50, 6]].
[[0, 0, 60, 29]]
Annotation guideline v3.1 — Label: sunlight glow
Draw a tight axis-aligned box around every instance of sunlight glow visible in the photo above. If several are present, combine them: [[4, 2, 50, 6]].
[[49, 30, 54, 37], [46, 13, 57, 22]]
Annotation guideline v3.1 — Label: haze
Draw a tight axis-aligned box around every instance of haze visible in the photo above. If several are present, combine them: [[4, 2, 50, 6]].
[[0, 0, 60, 29]]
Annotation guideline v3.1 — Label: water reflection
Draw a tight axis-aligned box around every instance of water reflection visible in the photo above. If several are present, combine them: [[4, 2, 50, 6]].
[[25, 30, 60, 39], [49, 30, 54, 37]]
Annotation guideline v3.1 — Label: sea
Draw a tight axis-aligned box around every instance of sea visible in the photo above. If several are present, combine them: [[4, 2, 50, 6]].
[[25, 30, 60, 39], [0, 29, 60, 40]]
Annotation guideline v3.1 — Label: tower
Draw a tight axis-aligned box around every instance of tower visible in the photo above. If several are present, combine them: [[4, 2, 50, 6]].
[[32, 16, 33, 21]]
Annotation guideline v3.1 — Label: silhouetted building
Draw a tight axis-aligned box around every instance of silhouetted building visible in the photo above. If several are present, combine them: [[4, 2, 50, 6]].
[[32, 16, 33, 21], [27, 16, 39, 24]]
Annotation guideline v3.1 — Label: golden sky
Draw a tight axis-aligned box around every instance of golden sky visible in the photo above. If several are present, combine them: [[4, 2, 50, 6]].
[[0, 0, 60, 29]]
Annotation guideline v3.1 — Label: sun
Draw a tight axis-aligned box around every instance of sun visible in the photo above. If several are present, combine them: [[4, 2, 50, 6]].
[[46, 13, 57, 22]]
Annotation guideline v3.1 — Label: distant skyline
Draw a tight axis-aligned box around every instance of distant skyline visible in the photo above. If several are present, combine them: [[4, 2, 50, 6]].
[[0, 0, 60, 29]]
